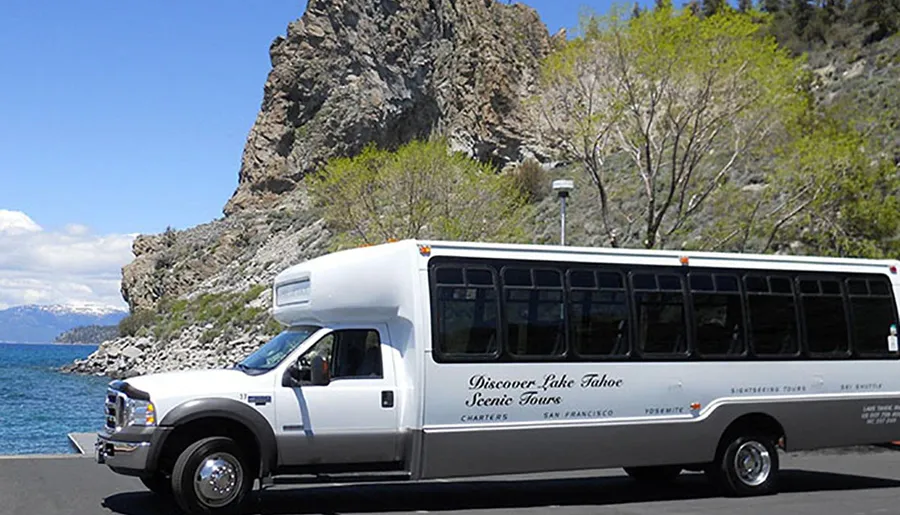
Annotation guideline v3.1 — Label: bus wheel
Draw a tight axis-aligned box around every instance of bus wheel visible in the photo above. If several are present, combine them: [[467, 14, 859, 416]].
[[623, 465, 682, 483], [708, 432, 779, 497], [171, 436, 252, 514]]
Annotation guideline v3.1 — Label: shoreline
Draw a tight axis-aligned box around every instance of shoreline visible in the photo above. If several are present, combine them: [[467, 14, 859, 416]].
[[0, 341, 101, 346]]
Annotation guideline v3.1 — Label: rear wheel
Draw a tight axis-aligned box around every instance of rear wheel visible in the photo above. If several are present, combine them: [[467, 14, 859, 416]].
[[170, 436, 252, 514], [623, 465, 682, 483], [707, 432, 779, 497]]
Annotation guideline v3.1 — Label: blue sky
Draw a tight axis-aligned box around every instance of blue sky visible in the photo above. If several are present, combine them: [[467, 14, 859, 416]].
[[0, 0, 642, 308]]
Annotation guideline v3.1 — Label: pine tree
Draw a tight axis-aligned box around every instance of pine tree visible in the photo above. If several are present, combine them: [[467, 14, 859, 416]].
[[685, 0, 702, 16], [791, 0, 814, 36], [632, 1, 643, 18], [762, 0, 783, 12], [703, 0, 727, 16], [739, 0, 754, 12]]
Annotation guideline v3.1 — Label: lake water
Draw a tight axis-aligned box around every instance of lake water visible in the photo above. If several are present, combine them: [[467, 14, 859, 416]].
[[0, 343, 109, 455]]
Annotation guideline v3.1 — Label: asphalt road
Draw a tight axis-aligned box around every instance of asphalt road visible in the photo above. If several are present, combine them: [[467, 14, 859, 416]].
[[3, 447, 900, 515]]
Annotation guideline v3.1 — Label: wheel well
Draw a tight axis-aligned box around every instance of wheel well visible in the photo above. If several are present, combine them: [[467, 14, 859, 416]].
[[157, 417, 261, 478], [718, 413, 786, 453]]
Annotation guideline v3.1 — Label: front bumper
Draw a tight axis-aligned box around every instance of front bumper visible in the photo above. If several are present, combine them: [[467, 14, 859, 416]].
[[95, 426, 169, 477]]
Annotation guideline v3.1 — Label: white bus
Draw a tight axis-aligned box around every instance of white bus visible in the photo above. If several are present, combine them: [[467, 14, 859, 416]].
[[96, 240, 900, 513]]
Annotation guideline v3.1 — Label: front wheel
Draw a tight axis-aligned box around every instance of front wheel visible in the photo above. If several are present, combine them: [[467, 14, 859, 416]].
[[707, 432, 779, 497], [170, 436, 252, 514]]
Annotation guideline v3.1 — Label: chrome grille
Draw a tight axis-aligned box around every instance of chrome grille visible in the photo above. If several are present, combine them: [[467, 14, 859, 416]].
[[105, 388, 125, 431]]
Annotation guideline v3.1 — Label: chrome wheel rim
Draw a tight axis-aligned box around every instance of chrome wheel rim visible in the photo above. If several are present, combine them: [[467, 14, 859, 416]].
[[193, 452, 243, 508], [734, 441, 771, 487]]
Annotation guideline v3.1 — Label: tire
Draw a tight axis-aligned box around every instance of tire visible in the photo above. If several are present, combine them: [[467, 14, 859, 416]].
[[623, 465, 682, 483], [706, 432, 779, 497], [170, 436, 252, 514], [140, 473, 172, 497]]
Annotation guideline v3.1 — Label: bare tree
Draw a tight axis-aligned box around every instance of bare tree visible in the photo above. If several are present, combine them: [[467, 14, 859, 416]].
[[533, 7, 804, 249]]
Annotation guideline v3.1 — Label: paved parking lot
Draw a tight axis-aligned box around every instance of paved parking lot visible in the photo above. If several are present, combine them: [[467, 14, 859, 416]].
[[2, 447, 900, 515]]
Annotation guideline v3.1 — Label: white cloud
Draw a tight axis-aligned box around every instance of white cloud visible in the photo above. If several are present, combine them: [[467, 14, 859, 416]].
[[0, 210, 136, 310], [0, 209, 42, 235]]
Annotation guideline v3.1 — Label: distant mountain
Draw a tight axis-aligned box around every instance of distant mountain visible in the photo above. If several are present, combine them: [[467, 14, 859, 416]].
[[0, 304, 127, 344], [55, 324, 120, 345]]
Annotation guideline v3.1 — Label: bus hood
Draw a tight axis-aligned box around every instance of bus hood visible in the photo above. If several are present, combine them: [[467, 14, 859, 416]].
[[123, 368, 269, 412]]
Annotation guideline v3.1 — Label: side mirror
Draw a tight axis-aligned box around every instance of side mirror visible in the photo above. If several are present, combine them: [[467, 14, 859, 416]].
[[309, 355, 330, 386], [281, 363, 302, 388], [281, 355, 329, 387]]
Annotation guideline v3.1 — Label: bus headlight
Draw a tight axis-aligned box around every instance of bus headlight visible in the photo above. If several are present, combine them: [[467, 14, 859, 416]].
[[124, 398, 156, 427]]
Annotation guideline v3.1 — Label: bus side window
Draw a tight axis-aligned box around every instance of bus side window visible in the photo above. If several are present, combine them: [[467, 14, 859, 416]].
[[848, 277, 898, 356], [434, 266, 500, 360], [744, 275, 800, 357], [631, 272, 688, 357], [502, 267, 566, 359], [567, 269, 629, 358], [690, 273, 746, 357], [799, 278, 850, 357]]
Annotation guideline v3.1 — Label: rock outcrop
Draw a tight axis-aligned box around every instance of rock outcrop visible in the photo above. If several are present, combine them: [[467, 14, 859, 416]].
[[224, 0, 553, 214]]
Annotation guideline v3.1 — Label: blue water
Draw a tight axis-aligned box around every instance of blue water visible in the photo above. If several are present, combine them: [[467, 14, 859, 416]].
[[0, 343, 110, 455]]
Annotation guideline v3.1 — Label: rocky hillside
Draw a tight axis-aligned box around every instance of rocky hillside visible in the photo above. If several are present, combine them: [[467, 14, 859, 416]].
[[64, 0, 557, 378]]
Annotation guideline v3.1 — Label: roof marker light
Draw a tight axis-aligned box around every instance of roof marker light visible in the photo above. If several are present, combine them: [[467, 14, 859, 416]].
[[690, 402, 701, 410], [891, 265, 897, 274], [680, 256, 689, 266], [418, 245, 431, 256]]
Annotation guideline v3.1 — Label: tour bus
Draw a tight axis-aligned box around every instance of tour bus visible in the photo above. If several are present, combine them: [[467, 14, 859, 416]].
[[96, 239, 900, 513]]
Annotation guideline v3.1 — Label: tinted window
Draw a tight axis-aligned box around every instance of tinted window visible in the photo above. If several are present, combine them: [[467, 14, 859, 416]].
[[799, 278, 849, 356], [744, 275, 799, 356], [569, 270, 595, 288], [504, 268, 565, 357], [436, 268, 463, 285], [745, 276, 767, 292], [716, 275, 740, 292], [329, 330, 383, 378], [503, 268, 531, 286], [467, 269, 494, 286], [849, 277, 897, 356], [690, 274, 745, 356], [632, 273, 687, 355], [435, 267, 500, 358], [633, 274, 657, 290], [569, 270, 628, 358]]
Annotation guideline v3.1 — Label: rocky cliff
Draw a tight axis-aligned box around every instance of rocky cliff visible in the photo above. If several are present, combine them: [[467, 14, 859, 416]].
[[224, 0, 556, 214], [65, 0, 556, 378]]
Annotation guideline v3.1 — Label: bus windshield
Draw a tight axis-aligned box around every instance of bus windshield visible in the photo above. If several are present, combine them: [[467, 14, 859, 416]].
[[236, 325, 321, 373]]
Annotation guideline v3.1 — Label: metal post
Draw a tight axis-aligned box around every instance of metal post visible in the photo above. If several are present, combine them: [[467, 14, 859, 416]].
[[559, 194, 567, 246], [551, 180, 574, 246]]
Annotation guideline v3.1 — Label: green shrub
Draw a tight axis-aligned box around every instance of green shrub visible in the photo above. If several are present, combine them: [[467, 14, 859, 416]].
[[118, 309, 158, 337]]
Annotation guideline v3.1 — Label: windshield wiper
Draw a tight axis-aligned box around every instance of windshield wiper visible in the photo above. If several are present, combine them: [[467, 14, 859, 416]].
[[234, 363, 252, 373]]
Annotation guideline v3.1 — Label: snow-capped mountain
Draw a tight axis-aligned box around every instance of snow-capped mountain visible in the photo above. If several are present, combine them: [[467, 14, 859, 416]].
[[0, 304, 128, 343]]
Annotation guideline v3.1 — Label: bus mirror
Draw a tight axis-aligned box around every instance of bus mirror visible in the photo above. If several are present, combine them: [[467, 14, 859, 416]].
[[310, 355, 330, 386]]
